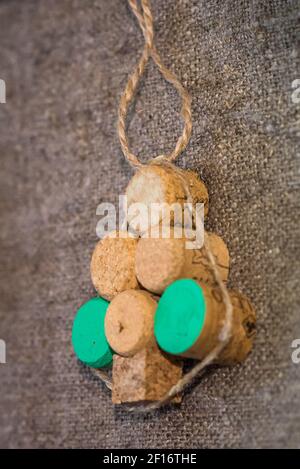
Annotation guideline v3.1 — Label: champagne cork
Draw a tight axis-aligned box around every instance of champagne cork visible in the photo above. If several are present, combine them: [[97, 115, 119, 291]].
[[154, 279, 256, 365], [90, 231, 139, 301], [135, 229, 229, 294], [125, 166, 208, 233], [112, 344, 182, 404], [72, 297, 113, 368], [105, 290, 156, 356]]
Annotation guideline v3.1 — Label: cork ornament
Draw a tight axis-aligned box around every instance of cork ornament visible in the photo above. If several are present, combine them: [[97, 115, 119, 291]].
[[136, 228, 230, 294], [71, 0, 257, 412]]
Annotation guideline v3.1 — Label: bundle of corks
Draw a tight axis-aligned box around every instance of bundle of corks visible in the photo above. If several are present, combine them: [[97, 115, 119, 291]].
[[72, 166, 257, 406]]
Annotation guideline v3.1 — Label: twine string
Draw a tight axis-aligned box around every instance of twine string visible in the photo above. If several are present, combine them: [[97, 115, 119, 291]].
[[93, 0, 233, 412], [93, 369, 112, 390], [118, 0, 192, 168]]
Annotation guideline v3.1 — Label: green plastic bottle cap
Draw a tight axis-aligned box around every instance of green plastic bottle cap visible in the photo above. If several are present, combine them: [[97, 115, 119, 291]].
[[72, 297, 113, 368], [154, 279, 206, 355]]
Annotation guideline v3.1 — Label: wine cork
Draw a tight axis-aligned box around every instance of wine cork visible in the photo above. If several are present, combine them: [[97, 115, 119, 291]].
[[154, 279, 256, 364], [136, 229, 229, 294], [90, 230, 139, 301], [105, 290, 156, 357], [112, 343, 182, 404], [125, 166, 208, 233], [72, 297, 113, 368]]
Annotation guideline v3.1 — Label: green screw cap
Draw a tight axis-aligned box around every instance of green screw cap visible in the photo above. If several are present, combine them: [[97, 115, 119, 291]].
[[72, 297, 113, 368], [154, 279, 206, 355]]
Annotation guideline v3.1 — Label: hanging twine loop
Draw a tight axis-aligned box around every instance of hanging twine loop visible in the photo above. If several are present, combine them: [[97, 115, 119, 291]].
[[118, 0, 192, 168], [94, 0, 233, 412]]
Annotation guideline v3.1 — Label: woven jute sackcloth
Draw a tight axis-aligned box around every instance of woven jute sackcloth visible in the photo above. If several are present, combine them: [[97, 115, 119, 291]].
[[0, 0, 299, 448]]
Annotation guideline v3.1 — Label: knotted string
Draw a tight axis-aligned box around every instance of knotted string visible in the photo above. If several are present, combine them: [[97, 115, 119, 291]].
[[93, 0, 233, 412]]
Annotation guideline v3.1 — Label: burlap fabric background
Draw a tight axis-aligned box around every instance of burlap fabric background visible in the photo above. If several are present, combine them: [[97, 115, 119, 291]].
[[0, 0, 299, 448]]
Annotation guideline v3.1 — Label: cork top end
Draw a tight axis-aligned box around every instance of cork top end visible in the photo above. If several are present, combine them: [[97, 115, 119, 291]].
[[136, 235, 186, 294], [105, 290, 156, 357], [72, 297, 113, 368], [154, 279, 206, 355]]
